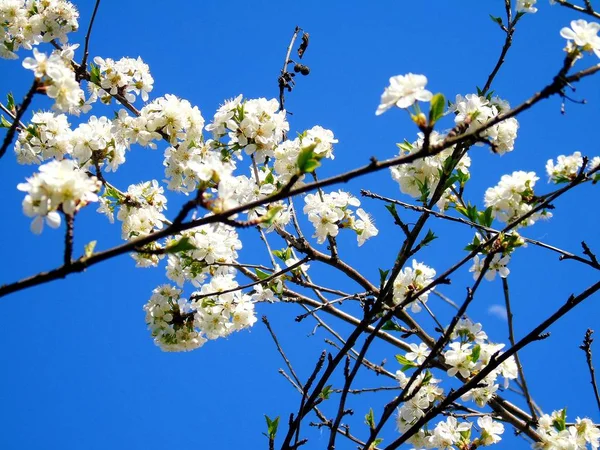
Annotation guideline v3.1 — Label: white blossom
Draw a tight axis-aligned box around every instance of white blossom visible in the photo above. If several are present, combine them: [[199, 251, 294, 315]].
[[17, 159, 100, 233], [376, 73, 433, 115]]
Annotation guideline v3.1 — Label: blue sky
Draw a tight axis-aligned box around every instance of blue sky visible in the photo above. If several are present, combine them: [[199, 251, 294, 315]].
[[1, 1, 600, 449]]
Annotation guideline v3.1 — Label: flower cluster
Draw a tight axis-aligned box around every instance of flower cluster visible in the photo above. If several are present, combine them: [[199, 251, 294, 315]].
[[469, 252, 511, 281], [484, 170, 551, 226], [561, 20, 600, 58], [452, 94, 519, 155], [0, 0, 79, 59], [534, 410, 600, 450], [395, 370, 444, 433], [445, 319, 518, 406], [14, 111, 72, 164], [115, 180, 167, 242], [376, 73, 433, 115], [409, 415, 504, 450], [273, 125, 337, 184], [392, 260, 436, 313], [303, 190, 378, 246], [390, 131, 470, 204], [17, 159, 100, 233], [546, 151, 584, 183], [144, 285, 206, 352], [166, 223, 242, 288], [22, 48, 84, 113], [192, 275, 257, 339], [72, 115, 127, 172], [141, 276, 261, 352], [90, 56, 154, 103], [206, 95, 289, 163]]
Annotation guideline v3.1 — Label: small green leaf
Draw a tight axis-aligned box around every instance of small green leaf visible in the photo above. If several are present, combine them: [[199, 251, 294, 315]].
[[0, 115, 11, 128], [422, 229, 437, 246], [470, 344, 481, 362], [382, 320, 402, 332], [395, 354, 416, 368], [255, 268, 271, 280], [489, 14, 503, 27], [428, 93, 446, 125], [320, 385, 333, 400], [378, 268, 390, 287], [84, 240, 97, 258], [296, 143, 321, 174], [365, 408, 375, 429], [479, 206, 494, 227], [6, 92, 15, 112], [260, 205, 284, 226], [265, 415, 280, 439], [89, 63, 101, 84], [164, 237, 197, 254]]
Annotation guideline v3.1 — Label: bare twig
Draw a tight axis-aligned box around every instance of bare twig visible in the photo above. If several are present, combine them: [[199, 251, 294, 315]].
[[554, 0, 600, 19], [580, 329, 600, 414], [64, 214, 74, 266], [502, 277, 537, 420], [262, 316, 302, 386], [0, 80, 39, 160], [78, 0, 101, 77]]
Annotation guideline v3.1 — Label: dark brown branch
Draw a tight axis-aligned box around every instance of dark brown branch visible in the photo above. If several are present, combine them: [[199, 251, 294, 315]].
[[363, 256, 494, 449], [580, 329, 600, 414], [64, 214, 74, 266], [384, 280, 600, 450], [502, 277, 537, 421], [2, 60, 599, 299], [482, 1, 520, 94], [278, 26, 302, 112], [554, 0, 600, 19], [78, 0, 101, 78], [0, 79, 39, 160], [263, 316, 302, 387], [190, 257, 310, 301]]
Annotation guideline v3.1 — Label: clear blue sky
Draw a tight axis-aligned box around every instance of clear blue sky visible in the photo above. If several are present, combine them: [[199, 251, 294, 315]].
[[1, 1, 599, 449]]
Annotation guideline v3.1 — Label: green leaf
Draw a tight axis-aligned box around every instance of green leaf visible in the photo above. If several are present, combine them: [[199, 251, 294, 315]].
[[164, 236, 197, 254], [296, 143, 321, 174], [422, 370, 433, 385], [422, 229, 437, 246], [84, 240, 97, 258], [0, 115, 11, 128], [470, 344, 481, 362], [395, 354, 416, 368], [489, 14, 503, 27], [456, 202, 479, 223], [396, 140, 413, 153], [260, 205, 284, 227], [382, 320, 402, 332], [265, 415, 280, 439], [320, 385, 333, 400], [378, 268, 389, 286], [255, 268, 271, 280], [89, 63, 101, 84], [6, 92, 15, 112], [479, 206, 494, 227], [428, 93, 446, 125], [365, 408, 375, 429]]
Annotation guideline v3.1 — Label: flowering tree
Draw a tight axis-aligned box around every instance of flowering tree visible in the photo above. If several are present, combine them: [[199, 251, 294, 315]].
[[1, 0, 600, 449]]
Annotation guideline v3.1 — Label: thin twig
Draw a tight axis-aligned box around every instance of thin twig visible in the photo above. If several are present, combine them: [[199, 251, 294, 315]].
[[0, 80, 39, 160], [262, 316, 302, 386], [64, 214, 74, 266], [502, 277, 537, 421], [78, 0, 101, 78], [554, 0, 600, 19], [580, 329, 600, 414]]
